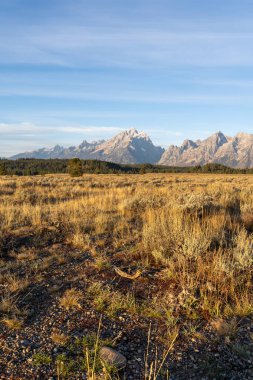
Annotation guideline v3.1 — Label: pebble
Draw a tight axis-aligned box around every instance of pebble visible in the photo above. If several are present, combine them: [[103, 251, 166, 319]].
[[99, 346, 127, 369], [20, 339, 30, 347]]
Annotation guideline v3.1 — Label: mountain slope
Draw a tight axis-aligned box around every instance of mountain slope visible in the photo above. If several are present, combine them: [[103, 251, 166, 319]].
[[159, 132, 253, 168], [89, 128, 164, 164]]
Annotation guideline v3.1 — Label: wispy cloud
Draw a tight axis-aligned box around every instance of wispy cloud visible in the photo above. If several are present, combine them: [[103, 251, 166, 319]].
[[1, 0, 253, 69], [2, 85, 253, 105], [1, 27, 253, 68], [0, 122, 125, 135], [189, 79, 253, 87]]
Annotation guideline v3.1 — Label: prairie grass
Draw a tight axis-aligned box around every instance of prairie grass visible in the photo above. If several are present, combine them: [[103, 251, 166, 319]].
[[3, 273, 29, 293], [2, 316, 23, 330], [0, 173, 253, 375], [59, 288, 83, 310]]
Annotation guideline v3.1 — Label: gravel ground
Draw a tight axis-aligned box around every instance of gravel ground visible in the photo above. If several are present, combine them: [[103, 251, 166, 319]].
[[1, 245, 253, 380]]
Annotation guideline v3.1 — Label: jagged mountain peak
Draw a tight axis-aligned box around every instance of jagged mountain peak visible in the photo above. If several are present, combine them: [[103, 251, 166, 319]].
[[52, 144, 64, 151], [181, 139, 198, 150], [92, 128, 163, 163], [113, 128, 139, 139], [78, 140, 90, 149], [112, 128, 150, 141], [204, 131, 227, 145], [78, 140, 103, 149], [126, 127, 139, 135], [159, 131, 253, 168]]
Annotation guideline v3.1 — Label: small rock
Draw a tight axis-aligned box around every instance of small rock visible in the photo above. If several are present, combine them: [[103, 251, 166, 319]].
[[21, 339, 30, 347], [99, 346, 127, 369]]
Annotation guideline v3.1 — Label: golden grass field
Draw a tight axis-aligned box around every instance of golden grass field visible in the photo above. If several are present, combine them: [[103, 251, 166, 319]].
[[0, 173, 253, 379]]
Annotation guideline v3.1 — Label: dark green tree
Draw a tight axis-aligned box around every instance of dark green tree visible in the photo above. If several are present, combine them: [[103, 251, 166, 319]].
[[67, 158, 83, 177], [0, 162, 7, 175]]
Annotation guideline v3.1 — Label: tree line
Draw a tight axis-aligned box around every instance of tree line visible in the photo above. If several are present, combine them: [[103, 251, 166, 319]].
[[0, 158, 252, 176]]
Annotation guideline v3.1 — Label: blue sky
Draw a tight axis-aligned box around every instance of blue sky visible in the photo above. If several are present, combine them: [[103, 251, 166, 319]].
[[1, 0, 253, 156]]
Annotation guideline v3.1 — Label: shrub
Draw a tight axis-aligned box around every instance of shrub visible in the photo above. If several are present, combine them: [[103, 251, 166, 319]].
[[68, 158, 83, 177]]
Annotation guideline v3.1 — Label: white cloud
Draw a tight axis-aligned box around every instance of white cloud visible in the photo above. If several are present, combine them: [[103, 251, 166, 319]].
[[0, 123, 125, 135]]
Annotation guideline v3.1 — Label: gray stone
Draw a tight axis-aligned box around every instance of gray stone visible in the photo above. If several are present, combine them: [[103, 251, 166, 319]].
[[99, 346, 127, 369]]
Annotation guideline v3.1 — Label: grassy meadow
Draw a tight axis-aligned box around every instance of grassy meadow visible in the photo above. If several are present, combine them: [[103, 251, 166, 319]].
[[0, 173, 253, 379]]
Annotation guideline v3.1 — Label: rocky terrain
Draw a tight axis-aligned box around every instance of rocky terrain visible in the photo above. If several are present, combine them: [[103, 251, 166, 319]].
[[1, 242, 253, 380]]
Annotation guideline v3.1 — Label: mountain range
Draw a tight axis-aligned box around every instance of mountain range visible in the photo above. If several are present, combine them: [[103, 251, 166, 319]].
[[10, 129, 253, 168], [11, 129, 164, 165]]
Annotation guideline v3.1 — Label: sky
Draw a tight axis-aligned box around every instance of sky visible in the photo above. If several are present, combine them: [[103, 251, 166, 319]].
[[1, 0, 253, 156]]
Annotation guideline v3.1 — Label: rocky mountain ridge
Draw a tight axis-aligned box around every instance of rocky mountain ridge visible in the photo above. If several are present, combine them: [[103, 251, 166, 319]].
[[11, 128, 164, 165], [10, 129, 253, 168], [159, 131, 253, 168]]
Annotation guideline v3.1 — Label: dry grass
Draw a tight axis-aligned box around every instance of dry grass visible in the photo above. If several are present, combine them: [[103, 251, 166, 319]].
[[0, 173, 252, 345], [2, 316, 23, 330], [51, 332, 70, 346], [59, 288, 83, 310], [211, 317, 238, 338], [3, 273, 29, 293]]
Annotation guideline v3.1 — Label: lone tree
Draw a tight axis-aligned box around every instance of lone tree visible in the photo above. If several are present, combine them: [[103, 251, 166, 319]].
[[67, 158, 83, 177]]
